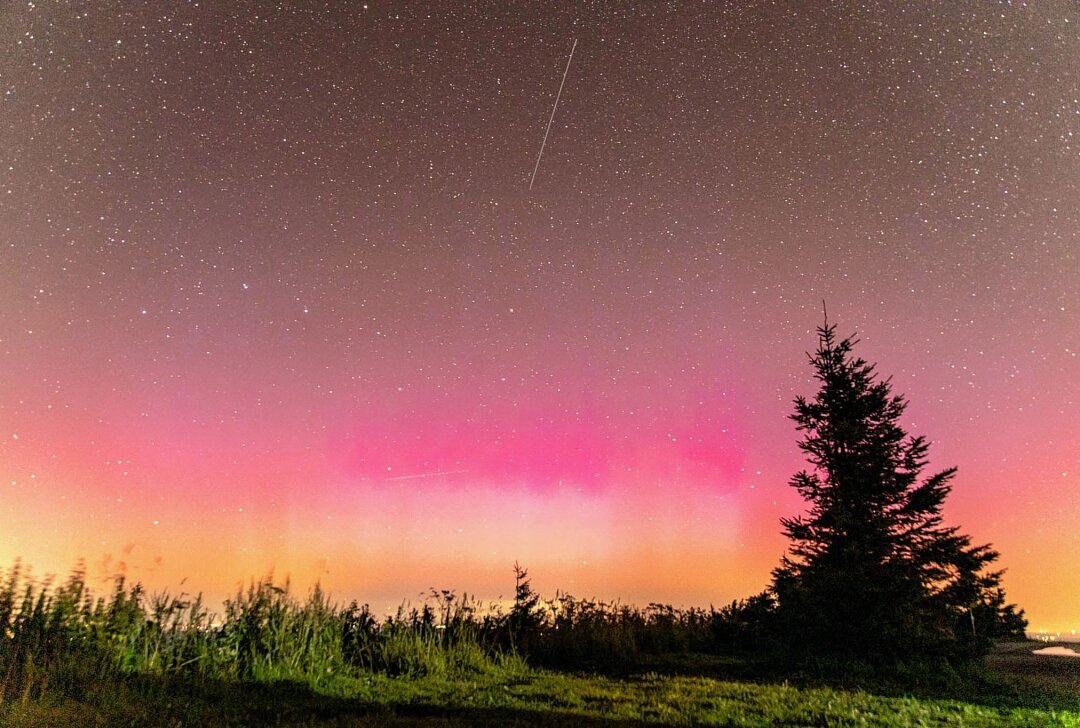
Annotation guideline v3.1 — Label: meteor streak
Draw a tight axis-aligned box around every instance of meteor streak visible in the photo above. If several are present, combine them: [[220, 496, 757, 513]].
[[385, 470, 469, 482], [529, 38, 578, 190]]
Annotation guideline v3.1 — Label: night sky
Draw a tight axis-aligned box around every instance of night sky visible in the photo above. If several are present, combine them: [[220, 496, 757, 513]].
[[1, 2, 1077, 632]]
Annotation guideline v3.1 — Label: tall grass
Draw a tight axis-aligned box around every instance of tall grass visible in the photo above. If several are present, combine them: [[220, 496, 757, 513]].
[[0, 559, 770, 709], [0, 560, 531, 707]]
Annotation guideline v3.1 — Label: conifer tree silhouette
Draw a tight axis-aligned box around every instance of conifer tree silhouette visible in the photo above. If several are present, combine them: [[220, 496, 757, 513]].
[[509, 562, 544, 635], [771, 316, 1024, 660]]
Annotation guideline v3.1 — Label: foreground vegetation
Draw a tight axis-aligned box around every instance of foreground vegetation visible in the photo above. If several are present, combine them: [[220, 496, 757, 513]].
[[0, 561, 1076, 726], [5, 662, 1078, 727]]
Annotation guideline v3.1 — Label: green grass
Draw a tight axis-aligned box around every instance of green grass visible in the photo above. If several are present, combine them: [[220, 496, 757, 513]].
[[2, 654, 1077, 726], [0, 561, 1077, 726]]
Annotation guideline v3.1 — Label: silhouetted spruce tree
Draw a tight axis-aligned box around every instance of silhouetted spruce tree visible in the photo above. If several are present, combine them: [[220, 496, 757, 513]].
[[771, 319, 1023, 661], [508, 562, 544, 639]]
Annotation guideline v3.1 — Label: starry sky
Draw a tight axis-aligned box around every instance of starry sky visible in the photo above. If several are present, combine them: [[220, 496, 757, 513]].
[[1, 2, 1077, 632]]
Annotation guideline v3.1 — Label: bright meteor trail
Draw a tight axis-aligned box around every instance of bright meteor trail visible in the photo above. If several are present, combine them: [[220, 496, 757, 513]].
[[529, 38, 577, 190]]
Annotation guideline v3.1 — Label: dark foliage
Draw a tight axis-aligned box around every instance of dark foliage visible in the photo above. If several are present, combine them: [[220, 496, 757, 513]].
[[0, 557, 765, 703], [709, 592, 778, 654], [771, 320, 1026, 662], [506, 562, 545, 654]]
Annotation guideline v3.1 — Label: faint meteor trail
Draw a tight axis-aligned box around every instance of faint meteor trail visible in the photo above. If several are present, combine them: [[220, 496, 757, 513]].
[[385, 469, 468, 482], [529, 38, 578, 190]]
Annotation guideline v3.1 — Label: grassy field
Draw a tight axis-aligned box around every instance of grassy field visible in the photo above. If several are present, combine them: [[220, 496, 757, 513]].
[[0, 563, 1076, 726], [2, 642, 1078, 726]]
